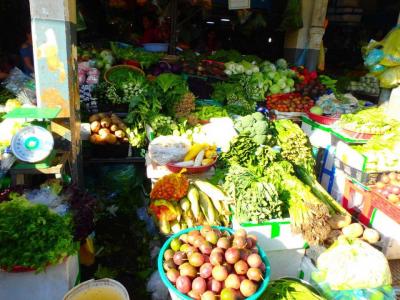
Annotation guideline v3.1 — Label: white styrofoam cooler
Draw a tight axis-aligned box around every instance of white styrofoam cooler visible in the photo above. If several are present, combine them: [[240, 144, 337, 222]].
[[232, 217, 307, 280], [370, 209, 400, 259], [232, 217, 306, 251], [0, 255, 79, 300]]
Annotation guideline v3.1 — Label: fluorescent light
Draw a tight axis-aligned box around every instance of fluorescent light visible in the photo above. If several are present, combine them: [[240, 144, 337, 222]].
[[221, 18, 230, 22], [206, 21, 215, 24], [268, 37, 272, 43]]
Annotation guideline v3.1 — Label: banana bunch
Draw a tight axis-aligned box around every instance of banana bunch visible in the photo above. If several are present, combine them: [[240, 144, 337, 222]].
[[152, 180, 231, 235]]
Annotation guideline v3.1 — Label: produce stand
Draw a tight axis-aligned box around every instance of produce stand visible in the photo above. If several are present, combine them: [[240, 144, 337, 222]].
[[1, 11, 400, 299]]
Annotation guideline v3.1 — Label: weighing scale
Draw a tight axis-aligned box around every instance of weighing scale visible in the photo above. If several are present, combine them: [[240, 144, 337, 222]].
[[11, 126, 54, 163]]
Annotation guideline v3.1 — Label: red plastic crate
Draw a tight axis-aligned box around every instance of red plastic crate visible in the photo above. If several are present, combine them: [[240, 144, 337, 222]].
[[369, 190, 400, 224]]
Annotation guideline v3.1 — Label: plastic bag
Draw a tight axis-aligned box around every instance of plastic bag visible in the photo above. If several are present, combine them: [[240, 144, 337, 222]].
[[1, 67, 32, 94], [379, 65, 400, 88], [148, 136, 191, 166], [313, 237, 392, 291]]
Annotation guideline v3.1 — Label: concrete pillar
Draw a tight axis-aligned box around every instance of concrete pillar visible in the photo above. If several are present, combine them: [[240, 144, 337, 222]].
[[284, 0, 328, 71], [29, 0, 83, 186]]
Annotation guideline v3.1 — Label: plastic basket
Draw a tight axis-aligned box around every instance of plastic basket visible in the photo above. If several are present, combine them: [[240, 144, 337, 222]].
[[307, 112, 339, 125], [63, 278, 129, 300], [158, 226, 271, 300]]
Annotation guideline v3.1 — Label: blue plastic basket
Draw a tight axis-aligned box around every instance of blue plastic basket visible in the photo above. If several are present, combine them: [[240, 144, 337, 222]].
[[143, 43, 169, 52], [158, 226, 271, 300]]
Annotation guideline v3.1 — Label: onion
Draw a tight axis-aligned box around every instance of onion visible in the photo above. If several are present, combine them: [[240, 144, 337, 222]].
[[224, 274, 240, 289], [247, 267, 263, 282], [212, 265, 228, 281], [247, 253, 262, 268], [240, 279, 258, 297], [164, 249, 175, 261], [210, 252, 224, 266], [167, 268, 180, 283], [234, 260, 249, 275], [173, 251, 187, 266], [199, 263, 213, 279], [192, 277, 207, 294], [217, 237, 231, 250], [201, 291, 216, 300], [179, 262, 197, 278], [189, 252, 205, 267], [176, 276, 191, 294], [225, 248, 240, 264]]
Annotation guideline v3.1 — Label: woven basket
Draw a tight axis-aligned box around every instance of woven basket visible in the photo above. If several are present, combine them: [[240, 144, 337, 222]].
[[104, 65, 145, 84]]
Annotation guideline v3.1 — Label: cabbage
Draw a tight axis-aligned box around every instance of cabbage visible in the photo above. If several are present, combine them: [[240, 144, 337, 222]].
[[313, 237, 392, 290], [270, 84, 281, 94], [276, 58, 288, 70]]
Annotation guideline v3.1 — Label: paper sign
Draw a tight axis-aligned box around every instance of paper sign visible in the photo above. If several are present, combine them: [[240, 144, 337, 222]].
[[228, 0, 250, 10]]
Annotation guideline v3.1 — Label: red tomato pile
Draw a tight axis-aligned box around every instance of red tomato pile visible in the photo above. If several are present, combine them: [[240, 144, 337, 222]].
[[266, 92, 314, 113]]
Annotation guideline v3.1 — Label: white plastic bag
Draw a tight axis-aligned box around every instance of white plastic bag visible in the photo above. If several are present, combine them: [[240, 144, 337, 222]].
[[314, 237, 392, 290], [148, 136, 191, 166]]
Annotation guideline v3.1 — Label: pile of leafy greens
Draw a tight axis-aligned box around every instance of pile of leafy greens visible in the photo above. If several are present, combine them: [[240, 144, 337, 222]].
[[0, 195, 78, 272]]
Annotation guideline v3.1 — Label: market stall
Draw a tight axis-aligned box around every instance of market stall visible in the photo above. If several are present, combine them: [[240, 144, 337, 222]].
[[1, 2, 400, 299]]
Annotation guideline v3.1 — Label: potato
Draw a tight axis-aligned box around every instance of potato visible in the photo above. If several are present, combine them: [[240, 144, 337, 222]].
[[328, 214, 352, 229], [90, 134, 104, 144], [110, 124, 119, 132], [98, 113, 107, 119], [90, 121, 101, 133], [111, 116, 120, 123], [89, 114, 100, 123], [363, 228, 380, 244], [105, 133, 117, 144], [98, 128, 110, 136], [100, 117, 112, 128], [342, 223, 364, 238], [114, 130, 125, 139], [118, 123, 127, 130]]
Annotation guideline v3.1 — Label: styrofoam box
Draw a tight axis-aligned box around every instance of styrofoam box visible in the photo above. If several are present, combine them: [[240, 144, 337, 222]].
[[232, 217, 306, 251], [267, 249, 306, 280], [0, 255, 79, 300], [370, 209, 400, 259], [301, 119, 333, 149], [299, 256, 318, 283]]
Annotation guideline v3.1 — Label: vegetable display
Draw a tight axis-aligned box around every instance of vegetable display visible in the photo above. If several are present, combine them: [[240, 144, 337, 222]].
[[352, 130, 400, 172], [0, 196, 78, 272], [262, 278, 325, 300], [110, 42, 163, 69], [234, 112, 277, 146], [89, 113, 128, 144], [150, 177, 231, 235], [224, 165, 284, 223], [266, 92, 314, 113], [275, 119, 315, 176], [339, 107, 398, 134], [161, 226, 267, 299], [374, 172, 400, 204], [347, 75, 380, 95]]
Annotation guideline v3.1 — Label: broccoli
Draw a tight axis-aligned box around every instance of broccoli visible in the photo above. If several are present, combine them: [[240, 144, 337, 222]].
[[253, 134, 267, 145], [254, 121, 268, 135]]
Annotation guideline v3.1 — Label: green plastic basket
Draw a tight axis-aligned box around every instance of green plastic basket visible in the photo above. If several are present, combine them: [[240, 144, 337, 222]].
[[158, 226, 271, 300]]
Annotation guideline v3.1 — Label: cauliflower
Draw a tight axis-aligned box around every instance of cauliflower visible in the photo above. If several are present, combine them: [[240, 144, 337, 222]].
[[239, 115, 255, 128]]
